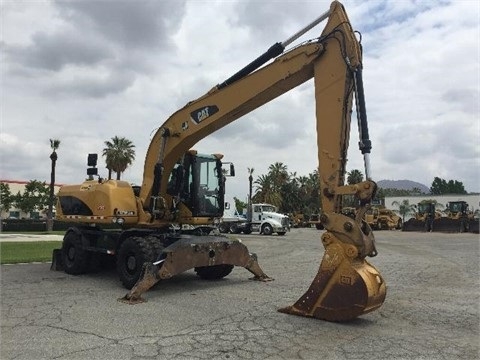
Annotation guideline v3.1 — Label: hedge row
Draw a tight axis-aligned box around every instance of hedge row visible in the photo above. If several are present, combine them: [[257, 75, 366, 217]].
[[0, 219, 119, 232]]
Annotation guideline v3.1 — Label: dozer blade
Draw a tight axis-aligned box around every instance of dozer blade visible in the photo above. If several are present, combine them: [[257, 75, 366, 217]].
[[432, 218, 468, 233], [402, 219, 429, 232], [469, 219, 479, 233], [119, 235, 272, 304], [279, 215, 386, 322]]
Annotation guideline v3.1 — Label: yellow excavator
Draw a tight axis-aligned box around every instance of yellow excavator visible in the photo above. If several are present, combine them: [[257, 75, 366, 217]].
[[52, 1, 386, 322]]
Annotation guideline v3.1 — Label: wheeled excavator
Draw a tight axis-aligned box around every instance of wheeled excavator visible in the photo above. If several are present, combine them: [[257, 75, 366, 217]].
[[52, 1, 386, 322]]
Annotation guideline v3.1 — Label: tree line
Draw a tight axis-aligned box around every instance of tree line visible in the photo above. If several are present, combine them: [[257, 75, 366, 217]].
[[234, 166, 470, 216]]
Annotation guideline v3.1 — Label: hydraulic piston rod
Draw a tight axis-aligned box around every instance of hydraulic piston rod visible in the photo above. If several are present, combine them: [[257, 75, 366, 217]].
[[217, 7, 331, 89]]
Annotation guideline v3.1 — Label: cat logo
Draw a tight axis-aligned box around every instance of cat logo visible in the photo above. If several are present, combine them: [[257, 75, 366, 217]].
[[190, 105, 219, 124]]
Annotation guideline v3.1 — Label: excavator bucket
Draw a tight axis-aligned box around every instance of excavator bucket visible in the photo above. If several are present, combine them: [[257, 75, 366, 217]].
[[279, 214, 386, 322], [119, 235, 272, 304]]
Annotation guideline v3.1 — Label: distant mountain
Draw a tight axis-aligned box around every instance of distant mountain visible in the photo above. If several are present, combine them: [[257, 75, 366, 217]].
[[377, 179, 430, 194]]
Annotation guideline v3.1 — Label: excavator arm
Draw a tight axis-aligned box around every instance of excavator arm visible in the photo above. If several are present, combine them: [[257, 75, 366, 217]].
[[127, 1, 386, 321]]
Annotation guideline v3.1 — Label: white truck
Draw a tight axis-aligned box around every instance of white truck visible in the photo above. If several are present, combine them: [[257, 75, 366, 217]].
[[217, 200, 290, 236]]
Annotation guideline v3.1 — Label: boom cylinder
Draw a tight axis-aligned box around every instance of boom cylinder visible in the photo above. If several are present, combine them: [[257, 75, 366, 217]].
[[217, 6, 331, 90]]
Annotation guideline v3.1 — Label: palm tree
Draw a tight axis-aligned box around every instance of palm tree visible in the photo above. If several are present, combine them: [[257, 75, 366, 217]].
[[280, 173, 300, 213], [253, 174, 281, 207], [102, 136, 136, 180], [347, 169, 364, 185], [268, 162, 288, 192], [47, 139, 60, 232], [306, 170, 320, 213], [392, 199, 416, 222]]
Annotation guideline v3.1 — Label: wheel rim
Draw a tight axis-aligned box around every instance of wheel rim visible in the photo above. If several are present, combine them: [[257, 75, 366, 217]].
[[126, 254, 137, 274], [67, 246, 75, 262]]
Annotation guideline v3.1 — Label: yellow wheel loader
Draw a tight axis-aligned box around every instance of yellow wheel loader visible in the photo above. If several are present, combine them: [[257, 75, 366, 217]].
[[402, 201, 441, 232], [432, 201, 476, 233], [52, 1, 386, 322]]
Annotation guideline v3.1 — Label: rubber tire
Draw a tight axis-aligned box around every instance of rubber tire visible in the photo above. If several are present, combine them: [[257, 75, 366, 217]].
[[396, 219, 403, 230], [194, 264, 234, 280], [145, 235, 164, 262], [218, 223, 229, 233], [262, 223, 273, 236], [117, 237, 154, 290], [242, 225, 252, 235], [62, 231, 90, 275], [277, 232, 286, 236], [230, 223, 242, 234]]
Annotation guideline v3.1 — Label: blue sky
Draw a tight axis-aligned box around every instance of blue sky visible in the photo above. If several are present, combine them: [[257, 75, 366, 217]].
[[1, 0, 479, 199]]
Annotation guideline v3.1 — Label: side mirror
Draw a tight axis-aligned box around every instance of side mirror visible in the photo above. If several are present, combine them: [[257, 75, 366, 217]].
[[221, 162, 235, 177]]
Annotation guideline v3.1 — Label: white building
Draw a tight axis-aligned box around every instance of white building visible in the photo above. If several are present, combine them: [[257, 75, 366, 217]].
[[384, 194, 480, 220]]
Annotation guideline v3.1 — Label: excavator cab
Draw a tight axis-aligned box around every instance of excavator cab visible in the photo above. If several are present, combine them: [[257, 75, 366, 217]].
[[183, 153, 225, 218], [165, 151, 227, 220]]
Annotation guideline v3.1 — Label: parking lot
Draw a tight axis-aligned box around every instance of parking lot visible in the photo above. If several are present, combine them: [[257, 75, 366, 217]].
[[1, 228, 479, 360]]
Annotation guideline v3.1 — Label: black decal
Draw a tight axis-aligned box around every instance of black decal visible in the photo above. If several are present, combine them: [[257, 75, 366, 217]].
[[190, 105, 219, 124]]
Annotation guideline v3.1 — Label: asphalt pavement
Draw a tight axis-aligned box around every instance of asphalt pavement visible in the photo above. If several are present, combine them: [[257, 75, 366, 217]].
[[1, 228, 479, 359]]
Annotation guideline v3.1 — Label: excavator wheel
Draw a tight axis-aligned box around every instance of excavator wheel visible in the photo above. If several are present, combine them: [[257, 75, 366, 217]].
[[145, 235, 165, 261], [62, 231, 90, 275], [194, 264, 234, 280], [117, 236, 156, 289]]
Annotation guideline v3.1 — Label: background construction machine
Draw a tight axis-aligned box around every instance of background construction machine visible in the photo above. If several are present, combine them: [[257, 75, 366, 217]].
[[51, 1, 385, 322], [342, 206, 401, 230], [432, 200, 477, 233], [402, 201, 441, 232], [402, 200, 478, 233], [364, 207, 402, 230]]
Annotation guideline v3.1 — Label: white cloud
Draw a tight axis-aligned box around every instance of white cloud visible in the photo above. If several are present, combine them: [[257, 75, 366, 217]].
[[1, 0, 479, 198]]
